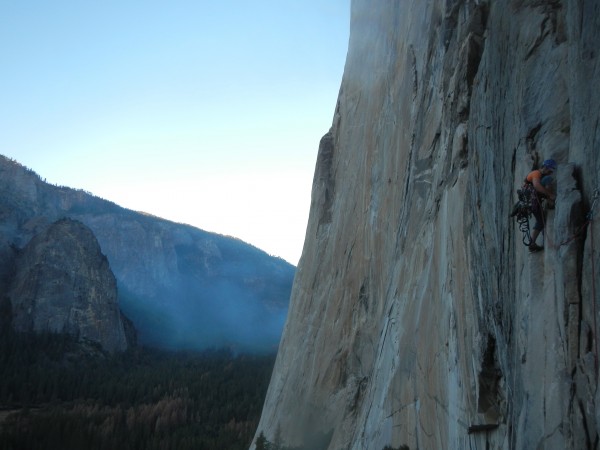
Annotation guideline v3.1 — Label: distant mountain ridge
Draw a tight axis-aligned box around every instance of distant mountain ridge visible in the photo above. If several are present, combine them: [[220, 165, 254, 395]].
[[0, 155, 294, 352]]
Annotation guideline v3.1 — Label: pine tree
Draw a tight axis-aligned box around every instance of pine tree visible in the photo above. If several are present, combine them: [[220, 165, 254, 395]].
[[255, 431, 270, 450]]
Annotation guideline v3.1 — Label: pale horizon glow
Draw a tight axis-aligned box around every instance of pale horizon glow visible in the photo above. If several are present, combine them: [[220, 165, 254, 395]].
[[0, 1, 350, 265]]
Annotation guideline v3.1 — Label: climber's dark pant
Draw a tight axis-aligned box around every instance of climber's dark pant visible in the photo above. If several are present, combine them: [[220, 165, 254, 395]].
[[532, 175, 553, 231], [531, 198, 544, 231]]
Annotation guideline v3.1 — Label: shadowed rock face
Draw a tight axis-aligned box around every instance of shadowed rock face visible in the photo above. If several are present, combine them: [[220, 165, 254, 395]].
[[255, 1, 600, 449], [9, 218, 127, 353]]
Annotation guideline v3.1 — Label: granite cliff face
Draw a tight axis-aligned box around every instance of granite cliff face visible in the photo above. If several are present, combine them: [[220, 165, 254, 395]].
[[9, 218, 127, 353], [0, 157, 294, 352], [255, 1, 600, 449]]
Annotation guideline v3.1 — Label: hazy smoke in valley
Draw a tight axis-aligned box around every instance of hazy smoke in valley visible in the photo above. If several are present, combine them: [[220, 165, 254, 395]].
[[118, 258, 292, 354]]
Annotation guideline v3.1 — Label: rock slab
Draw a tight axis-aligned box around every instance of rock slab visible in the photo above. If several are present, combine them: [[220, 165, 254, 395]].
[[254, 1, 600, 449], [9, 218, 127, 353]]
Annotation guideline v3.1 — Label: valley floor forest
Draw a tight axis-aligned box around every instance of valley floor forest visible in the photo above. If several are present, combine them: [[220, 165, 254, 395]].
[[0, 330, 275, 450]]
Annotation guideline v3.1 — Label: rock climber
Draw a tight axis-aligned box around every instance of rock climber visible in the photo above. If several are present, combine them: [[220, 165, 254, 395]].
[[526, 158, 557, 252]]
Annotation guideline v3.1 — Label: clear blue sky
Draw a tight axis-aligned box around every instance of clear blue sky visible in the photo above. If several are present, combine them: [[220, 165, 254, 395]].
[[0, 1, 350, 265]]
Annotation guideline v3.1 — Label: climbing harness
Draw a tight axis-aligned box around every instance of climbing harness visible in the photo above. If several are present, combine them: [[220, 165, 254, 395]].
[[514, 163, 556, 247], [512, 181, 551, 247], [512, 185, 536, 246]]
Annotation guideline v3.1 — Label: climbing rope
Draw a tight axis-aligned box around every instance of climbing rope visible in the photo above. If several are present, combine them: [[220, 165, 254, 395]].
[[554, 188, 600, 247], [589, 188, 599, 221], [517, 214, 532, 246], [558, 219, 591, 247], [589, 189, 599, 374]]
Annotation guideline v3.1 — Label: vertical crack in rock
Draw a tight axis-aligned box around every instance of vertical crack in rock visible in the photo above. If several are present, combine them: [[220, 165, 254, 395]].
[[315, 131, 336, 228], [410, 46, 418, 101], [442, 0, 460, 50], [397, 133, 416, 254], [525, 0, 566, 59], [358, 279, 369, 314], [464, 1, 489, 90], [556, 165, 585, 374], [442, 1, 488, 120], [525, 123, 543, 162], [578, 399, 593, 449], [465, 34, 484, 96], [478, 334, 504, 423]]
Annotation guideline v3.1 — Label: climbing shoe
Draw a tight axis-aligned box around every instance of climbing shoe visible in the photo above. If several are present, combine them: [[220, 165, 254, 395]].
[[529, 243, 543, 252]]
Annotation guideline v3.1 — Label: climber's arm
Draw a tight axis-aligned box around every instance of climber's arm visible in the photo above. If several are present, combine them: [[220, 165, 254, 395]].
[[532, 177, 555, 200]]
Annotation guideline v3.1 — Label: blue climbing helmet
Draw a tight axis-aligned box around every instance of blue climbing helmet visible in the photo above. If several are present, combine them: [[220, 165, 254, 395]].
[[542, 159, 557, 171]]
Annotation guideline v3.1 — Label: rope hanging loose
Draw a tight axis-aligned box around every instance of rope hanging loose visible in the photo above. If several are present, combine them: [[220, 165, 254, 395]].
[[523, 189, 600, 248], [589, 189, 599, 221], [589, 189, 599, 374], [517, 214, 531, 246]]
